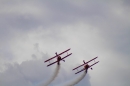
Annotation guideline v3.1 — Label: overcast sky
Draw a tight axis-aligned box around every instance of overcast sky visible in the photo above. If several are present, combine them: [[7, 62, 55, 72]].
[[0, 0, 130, 86]]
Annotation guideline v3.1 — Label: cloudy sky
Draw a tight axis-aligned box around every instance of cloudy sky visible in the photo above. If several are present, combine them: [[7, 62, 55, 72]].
[[0, 0, 130, 86]]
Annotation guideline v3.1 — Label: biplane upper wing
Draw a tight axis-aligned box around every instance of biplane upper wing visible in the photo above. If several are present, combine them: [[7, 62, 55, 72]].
[[47, 53, 72, 67], [73, 57, 98, 70], [44, 48, 71, 62], [75, 61, 99, 74]]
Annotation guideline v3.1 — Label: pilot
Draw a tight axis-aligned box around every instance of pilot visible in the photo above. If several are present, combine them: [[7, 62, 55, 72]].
[[57, 55, 61, 65], [55, 52, 65, 65], [84, 64, 93, 73]]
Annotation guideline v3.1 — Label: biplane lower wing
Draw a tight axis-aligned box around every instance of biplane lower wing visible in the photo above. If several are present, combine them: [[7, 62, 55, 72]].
[[75, 61, 99, 74], [73, 57, 98, 70], [61, 53, 72, 60], [75, 68, 85, 74], [89, 61, 99, 68], [44, 48, 71, 62], [47, 60, 58, 67], [47, 53, 72, 67]]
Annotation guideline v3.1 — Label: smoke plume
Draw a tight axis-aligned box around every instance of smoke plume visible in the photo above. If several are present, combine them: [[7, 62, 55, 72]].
[[66, 71, 86, 86], [44, 65, 60, 86]]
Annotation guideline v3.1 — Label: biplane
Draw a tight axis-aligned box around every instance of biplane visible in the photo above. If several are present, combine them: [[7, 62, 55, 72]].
[[72, 57, 99, 74], [44, 48, 72, 67]]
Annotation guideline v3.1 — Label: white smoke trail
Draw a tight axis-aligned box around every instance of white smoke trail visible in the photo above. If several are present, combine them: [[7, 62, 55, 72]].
[[66, 71, 86, 86], [43, 65, 60, 86]]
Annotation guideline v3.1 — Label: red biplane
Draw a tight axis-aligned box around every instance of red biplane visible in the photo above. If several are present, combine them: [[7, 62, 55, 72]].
[[73, 57, 99, 74], [44, 48, 72, 67]]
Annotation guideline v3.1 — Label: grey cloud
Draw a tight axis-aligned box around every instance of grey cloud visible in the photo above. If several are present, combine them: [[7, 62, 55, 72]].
[[0, 0, 130, 86], [0, 58, 91, 86], [0, 59, 49, 86]]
